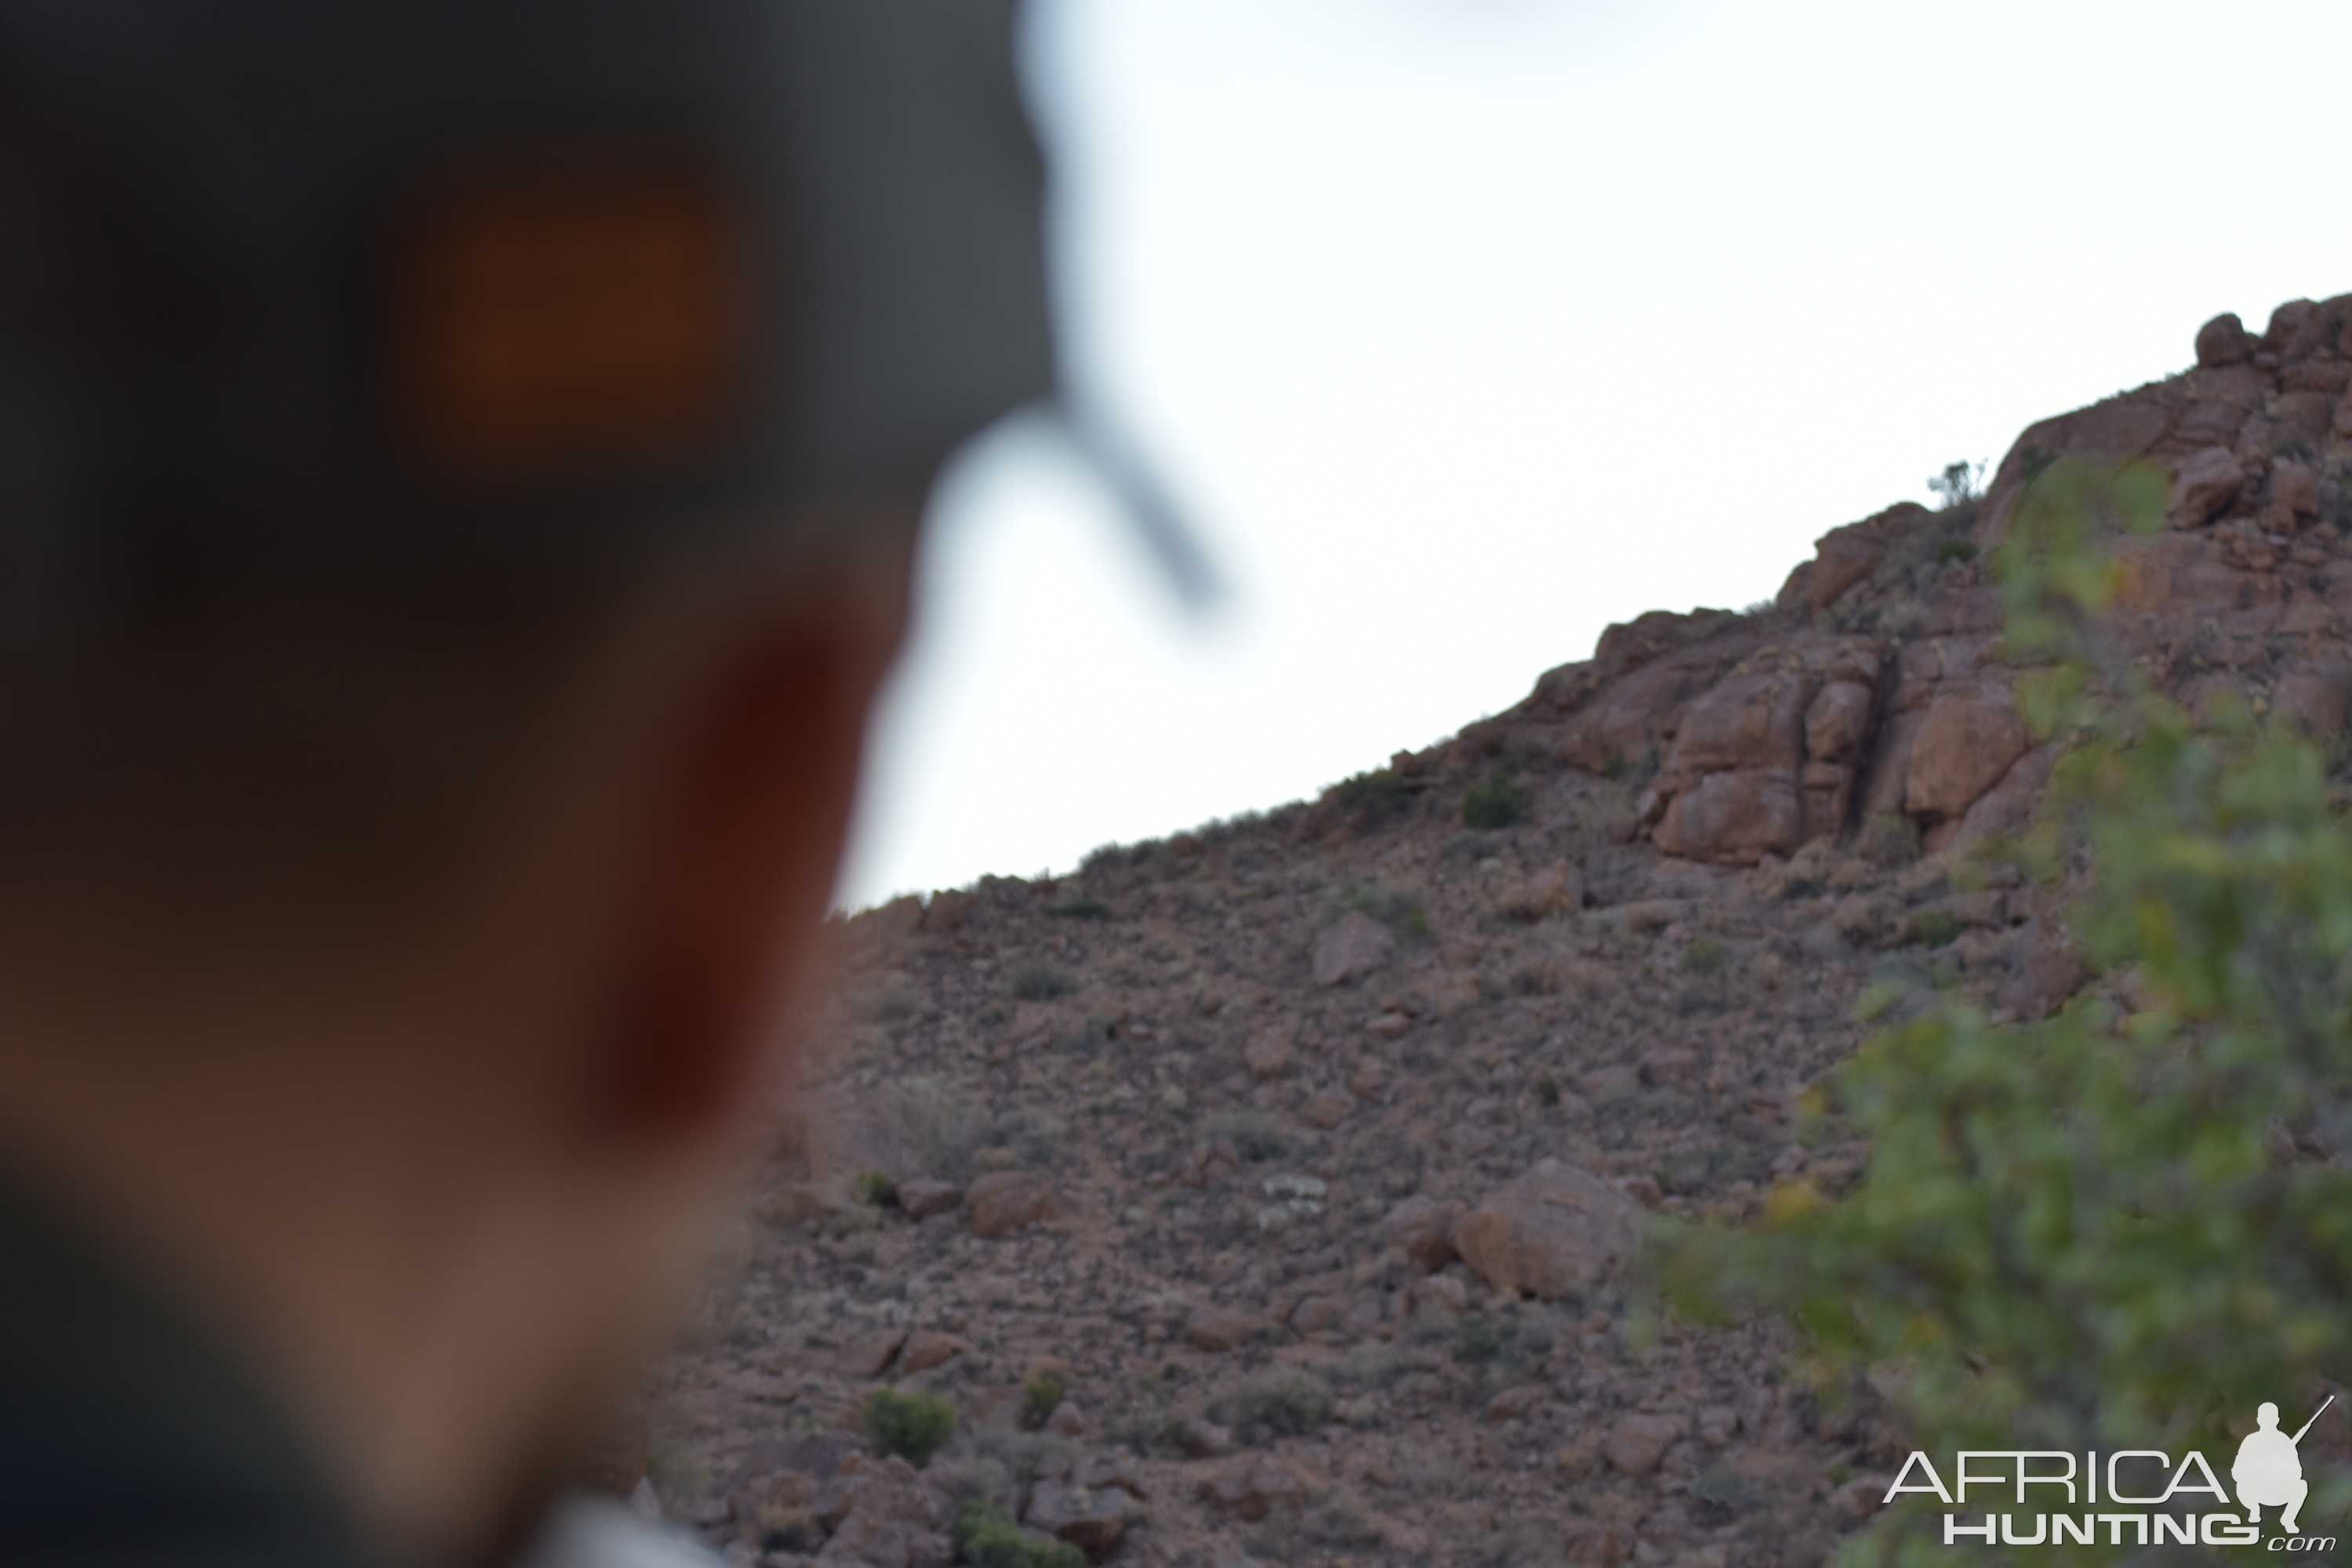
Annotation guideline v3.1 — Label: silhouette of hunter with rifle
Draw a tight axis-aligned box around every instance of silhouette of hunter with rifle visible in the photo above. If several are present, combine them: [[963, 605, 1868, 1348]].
[[2235, 1397, 2332, 1534]]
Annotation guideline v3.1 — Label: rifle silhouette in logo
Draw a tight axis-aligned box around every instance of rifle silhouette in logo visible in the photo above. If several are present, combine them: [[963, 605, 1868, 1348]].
[[2234, 1396, 2333, 1534]]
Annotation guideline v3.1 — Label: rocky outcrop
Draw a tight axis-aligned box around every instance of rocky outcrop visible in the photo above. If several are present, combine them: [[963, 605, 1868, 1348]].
[[1511, 293, 2352, 871]]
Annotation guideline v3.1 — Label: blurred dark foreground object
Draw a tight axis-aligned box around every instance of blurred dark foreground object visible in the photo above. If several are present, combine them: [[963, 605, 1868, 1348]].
[[0, 0, 1051, 576], [0, 5, 1058, 1567]]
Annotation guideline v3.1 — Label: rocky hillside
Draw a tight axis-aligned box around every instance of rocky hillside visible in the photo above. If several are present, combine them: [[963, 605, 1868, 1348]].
[[620, 292, 2352, 1568]]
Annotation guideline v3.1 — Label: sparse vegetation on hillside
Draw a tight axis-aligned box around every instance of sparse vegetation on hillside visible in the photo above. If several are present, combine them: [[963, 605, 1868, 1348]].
[[954, 1500, 1084, 1568], [1926, 457, 1984, 509], [863, 1388, 957, 1468], [1325, 767, 1417, 826], [1461, 770, 1532, 830], [1008, 959, 1076, 1000]]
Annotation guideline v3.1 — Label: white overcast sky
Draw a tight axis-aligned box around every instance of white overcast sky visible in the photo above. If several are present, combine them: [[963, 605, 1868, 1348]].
[[836, 0, 2352, 910]]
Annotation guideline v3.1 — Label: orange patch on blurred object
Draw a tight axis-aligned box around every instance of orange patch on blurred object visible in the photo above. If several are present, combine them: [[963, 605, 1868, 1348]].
[[385, 156, 749, 481]]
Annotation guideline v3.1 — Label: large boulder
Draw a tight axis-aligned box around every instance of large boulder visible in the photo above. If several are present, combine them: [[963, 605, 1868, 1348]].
[[2168, 445, 2244, 528], [1560, 639, 1752, 774], [1905, 685, 2033, 823], [2194, 310, 2251, 368], [1450, 1160, 1646, 1301], [1665, 671, 1813, 775], [2270, 459, 2321, 521], [1777, 508, 1923, 613], [1311, 912, 1396, 987], [1653, 768, 1799, 865], [1975, 394, 2176, 553], [1185, 1307, 1267, 1353], [895, 1179, 963, 1221], [1804, 680, 1875, 763]]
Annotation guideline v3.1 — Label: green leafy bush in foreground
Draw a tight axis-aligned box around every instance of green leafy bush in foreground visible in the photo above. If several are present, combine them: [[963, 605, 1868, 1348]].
[[1656, 456, 2352, 1564], [953, 1499, 1083, 1568], [862, 1388, 956, 1468]]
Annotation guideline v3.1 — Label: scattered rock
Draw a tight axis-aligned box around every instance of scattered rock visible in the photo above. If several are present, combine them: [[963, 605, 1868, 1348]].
[[1411, 1274, 1468, 1316], [1615, 1173, 1662, 1209], [1203, 1456, 1308, 1522], [1637, 1046, 1699, 1087], [1378, 1195, 1464, 1273], [1025, 1481, 1134, 1559], [1185, 1308, 1266, 1353], [844, 1329, 908, 1379], [1170, 1417, 1236, 1457], [965, 1171, 1061, 1239], [1998, 913, 2092, 1022], [1076, 1452, 1147, 1497], [1561, 1519, 1636, 1568], [1288, 1294, 1344, 1332], [1483, 1385, 1544, 1423], [1311, 912, 1396, 987], [1602, 1411, 1686, 1476], [896, 1332, 968, 1374], [895, 1180, 963, 1221], [1300, 1088, 1356, 1129], [1243, 1027, 1294, 1079], [811, 1454, 949, 1568], [1451, 1160, 1646, 1301], [1506, 861, 1584, 920], [1696, 1406, 1740, 1447]]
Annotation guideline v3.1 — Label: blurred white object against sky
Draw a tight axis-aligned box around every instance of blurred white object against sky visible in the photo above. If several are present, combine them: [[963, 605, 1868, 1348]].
[[837, 0, 2352, 910]]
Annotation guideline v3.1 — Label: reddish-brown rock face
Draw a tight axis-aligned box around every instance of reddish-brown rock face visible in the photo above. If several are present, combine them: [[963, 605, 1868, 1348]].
[[1653, 768, 1800, 865], [1904, 685, 2033, 825], [1526, 292, 2352, 872]]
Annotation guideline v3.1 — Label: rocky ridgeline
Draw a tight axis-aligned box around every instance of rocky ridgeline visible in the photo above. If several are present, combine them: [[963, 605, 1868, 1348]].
[[622, 294, 2352, 1568]]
